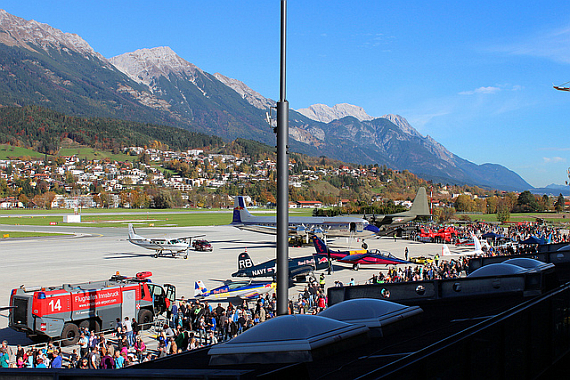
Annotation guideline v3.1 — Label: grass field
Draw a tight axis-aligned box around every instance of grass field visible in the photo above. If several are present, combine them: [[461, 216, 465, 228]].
[[0, 144, 44, 159], [0, 231, 68, 238], [0, 208, 315, 228], [57, 147, 135, 162], [456, 212, 570, 226], [0, 144, 135, 162]]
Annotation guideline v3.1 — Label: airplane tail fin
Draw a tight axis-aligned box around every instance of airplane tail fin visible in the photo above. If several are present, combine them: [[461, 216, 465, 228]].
[[408, 187, 430, 216], [232, 196, 254, 224], [442, 244, 452, 256], [472, 234, 482, 253], [194, 281, 207, 297], [311, 235, 329, 255], [128, 223, 143, 240], [237, 250, 254, 271]]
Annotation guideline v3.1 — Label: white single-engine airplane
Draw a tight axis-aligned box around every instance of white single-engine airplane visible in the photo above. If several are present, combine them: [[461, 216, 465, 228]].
[[127, 224, 204, 259]]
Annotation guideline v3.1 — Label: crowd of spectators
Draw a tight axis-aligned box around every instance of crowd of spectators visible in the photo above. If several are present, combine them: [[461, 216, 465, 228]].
[[370, 258, 469, 284], [2, 318, 156, 369]]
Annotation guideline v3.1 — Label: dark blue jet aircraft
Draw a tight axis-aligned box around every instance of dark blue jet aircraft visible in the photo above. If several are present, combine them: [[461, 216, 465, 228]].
[[231, 250, 329, 282]]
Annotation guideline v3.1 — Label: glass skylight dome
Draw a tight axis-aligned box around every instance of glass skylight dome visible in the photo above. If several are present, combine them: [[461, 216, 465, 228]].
[[208, 314, 368, 365], [468, 263, 527, 278], [319, 298, 422, 332]]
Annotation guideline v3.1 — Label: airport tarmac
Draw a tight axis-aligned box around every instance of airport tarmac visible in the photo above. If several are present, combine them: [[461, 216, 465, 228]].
[[0, 222, 451, 345]]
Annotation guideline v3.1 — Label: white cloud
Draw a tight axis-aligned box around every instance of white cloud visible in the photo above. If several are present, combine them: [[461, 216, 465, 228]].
[[407, 111, 451, 132], [459, 86, 501, 95], [543, 157, 566, 163], [540, 147, 570, 152], [491, 25, 570, 64], [459, 84, 522, 96]]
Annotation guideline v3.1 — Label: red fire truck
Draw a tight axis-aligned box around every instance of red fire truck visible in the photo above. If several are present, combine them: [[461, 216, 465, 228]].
[[9, 271, 175, 346]]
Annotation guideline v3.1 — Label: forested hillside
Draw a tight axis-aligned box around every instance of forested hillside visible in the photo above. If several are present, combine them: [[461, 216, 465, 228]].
[[0, 105, 223, 154]]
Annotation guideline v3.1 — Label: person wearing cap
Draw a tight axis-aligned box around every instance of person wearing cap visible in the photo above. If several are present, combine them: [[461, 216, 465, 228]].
[[35, 357, 47, 369], [319, 273, 326, 290], [0, 348, 9, 368]]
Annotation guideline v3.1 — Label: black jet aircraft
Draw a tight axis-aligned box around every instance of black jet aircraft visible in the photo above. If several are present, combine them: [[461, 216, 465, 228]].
[[231, 250, 329, 282]]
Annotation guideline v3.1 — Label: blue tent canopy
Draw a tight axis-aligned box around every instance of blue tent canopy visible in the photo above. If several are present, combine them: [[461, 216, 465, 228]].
[[482, 232, 505, 239], [520, 236, 545, 245]]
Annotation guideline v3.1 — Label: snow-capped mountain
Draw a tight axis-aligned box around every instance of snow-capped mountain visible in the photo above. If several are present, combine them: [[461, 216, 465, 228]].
[[110, 47, 205, 90], [297, 103, 375, 123], [108, 46, 275, 143]]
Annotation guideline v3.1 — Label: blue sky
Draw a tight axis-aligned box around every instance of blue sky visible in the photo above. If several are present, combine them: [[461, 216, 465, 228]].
[[3, 1, 570, 188]]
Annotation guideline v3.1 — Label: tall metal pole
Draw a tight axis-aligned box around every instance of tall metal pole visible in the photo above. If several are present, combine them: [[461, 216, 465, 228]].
[[276, 0, 289, 316]]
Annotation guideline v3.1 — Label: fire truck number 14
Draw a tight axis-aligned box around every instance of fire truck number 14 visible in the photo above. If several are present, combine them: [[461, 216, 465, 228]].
[[49, 299, 62, 312]]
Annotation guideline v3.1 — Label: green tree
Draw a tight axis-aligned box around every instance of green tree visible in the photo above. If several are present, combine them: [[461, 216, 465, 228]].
[[514, 190, 540, 212], [497, 199, 511, 223], [555, 193, 565, 212]]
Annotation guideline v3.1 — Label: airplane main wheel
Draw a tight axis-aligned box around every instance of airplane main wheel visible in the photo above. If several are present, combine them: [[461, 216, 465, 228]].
[[353, 263, 360, 271], [184, 255, 188, 259], [154, 254, 158, 258]]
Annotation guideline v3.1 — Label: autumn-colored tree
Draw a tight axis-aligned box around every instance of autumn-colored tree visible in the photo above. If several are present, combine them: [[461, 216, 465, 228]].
[[486, 196, 498, 214]]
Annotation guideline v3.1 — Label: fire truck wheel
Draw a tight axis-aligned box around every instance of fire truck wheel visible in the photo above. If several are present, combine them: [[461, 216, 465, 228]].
[[138, 309, 153, 330], [61, 323, 80, 346], [79, 319, 100, 333]]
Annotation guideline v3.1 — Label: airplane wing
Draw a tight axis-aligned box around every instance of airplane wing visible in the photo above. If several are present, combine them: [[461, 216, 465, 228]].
[[234, 224, 280, 235], [178, 235, 206, 241], [339, 253, 370, 261], [290, 264, 316, 278], [236, 224, 319, 236], [340, 253, 410, 265]]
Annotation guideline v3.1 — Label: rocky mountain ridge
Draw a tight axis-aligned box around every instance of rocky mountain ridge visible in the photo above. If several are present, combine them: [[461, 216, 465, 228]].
[[0, 9, 107, 63], [213, 72, 275, 110], [297, 103, 374, 123]]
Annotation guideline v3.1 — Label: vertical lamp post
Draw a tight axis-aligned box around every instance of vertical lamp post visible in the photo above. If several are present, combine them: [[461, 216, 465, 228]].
[[276, 0, 289, 316]]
